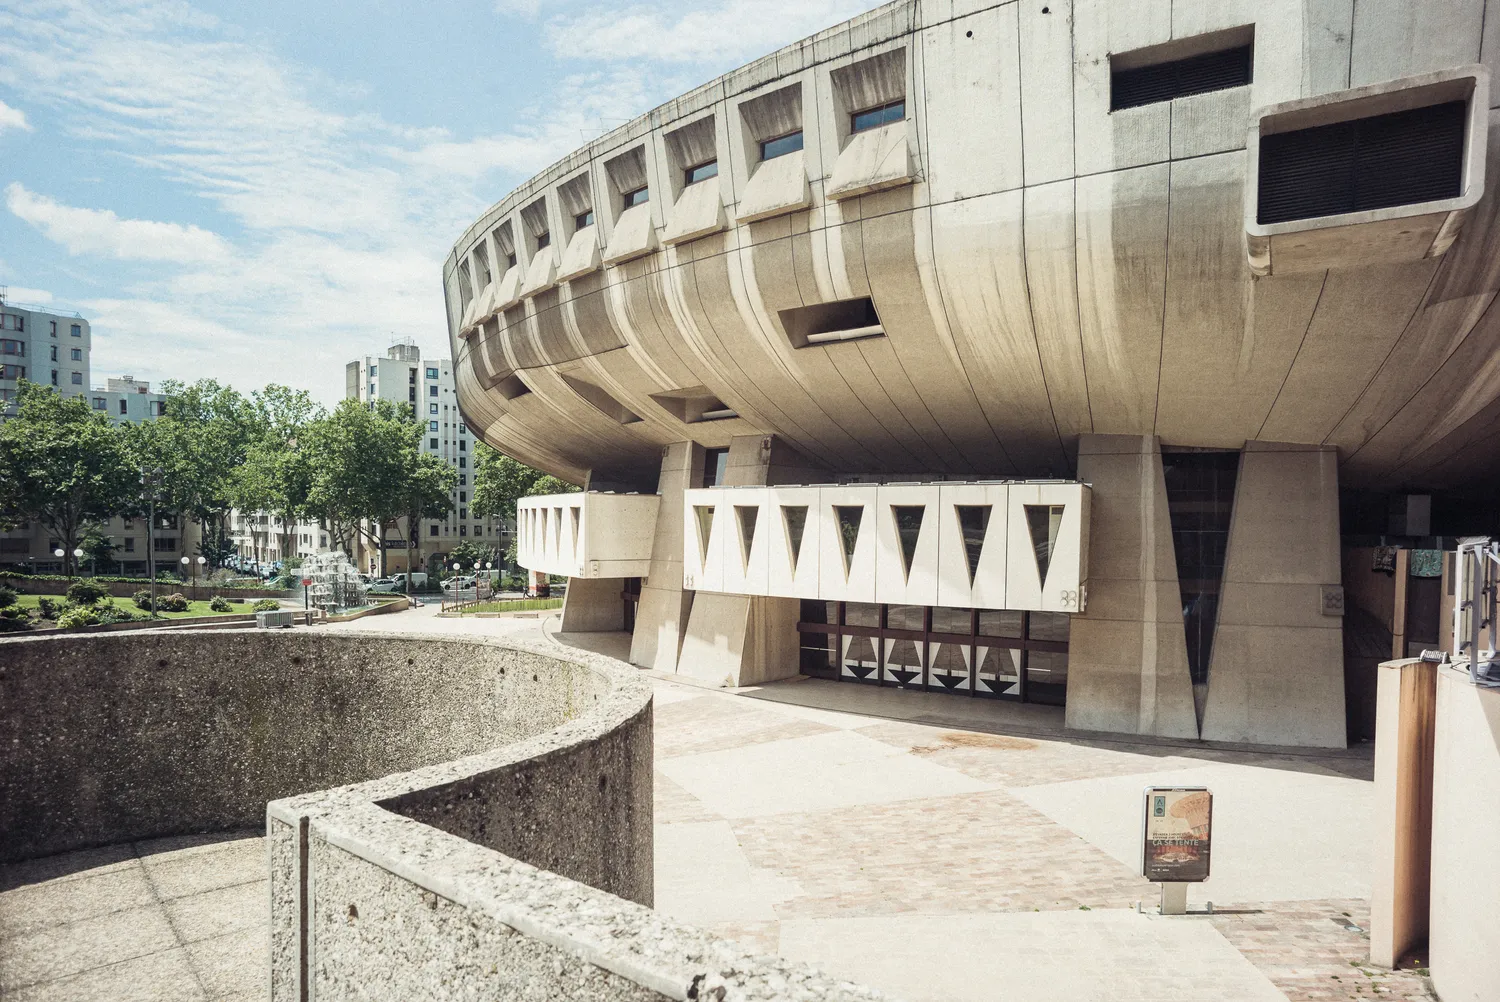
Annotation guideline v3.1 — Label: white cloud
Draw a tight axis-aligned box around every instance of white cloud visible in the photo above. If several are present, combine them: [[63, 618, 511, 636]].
[[541, 0, 870, 64], [5, 182, 230, 263], [0, 98, 30, 133], [1, 285, 54, 305]]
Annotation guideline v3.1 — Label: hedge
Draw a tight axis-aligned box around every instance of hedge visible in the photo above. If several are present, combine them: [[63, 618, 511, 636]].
[[0, 571, 278, 591]]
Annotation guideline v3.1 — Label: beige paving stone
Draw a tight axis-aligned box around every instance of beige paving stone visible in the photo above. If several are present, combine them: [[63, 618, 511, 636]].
[[777, 910, 1287, 1002], [1011, 762, 1372, 904], [730, 789, 1152, 919], [0, 904, 178, 993], [0, 845, 138, 893], [4, 947, 210, 1002], [654, 694, 838, 760], [659, 729, 997, 818], [162, 880, 268, 946], [653, 769, 722, 824], [140, 837, 267, 902], [184, 927, 268, 999], [654, 820, 801, 927], [0, 864, 156, 940]]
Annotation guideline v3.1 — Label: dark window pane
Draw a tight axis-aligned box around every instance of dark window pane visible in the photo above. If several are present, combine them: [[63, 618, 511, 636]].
[[685, 160, 719, 184], [851, 99, 905, 133], [1028, 611, 1070, 643], [1111, 44, 1251, 110], [955, 505, 991, 583], [886, 604, 924, 631], [834, 505, 864, 572], [760, 130, 804, 161], [891, 505, 925, 580], [782, 505, 808, 571], [845, 602, 880, 628], [978, 609, 1022, 638], [931, 606, 972, 635]]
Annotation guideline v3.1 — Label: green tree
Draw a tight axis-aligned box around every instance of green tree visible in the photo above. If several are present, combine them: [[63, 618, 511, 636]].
[[0, 382, 139, 576], [398, 450, 457, 593], [304, 399, 423, 577], [470, 442, 577, 525]]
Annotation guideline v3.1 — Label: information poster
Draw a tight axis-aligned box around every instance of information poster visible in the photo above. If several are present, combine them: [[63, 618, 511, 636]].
[[1141, 787, 1212, 883]]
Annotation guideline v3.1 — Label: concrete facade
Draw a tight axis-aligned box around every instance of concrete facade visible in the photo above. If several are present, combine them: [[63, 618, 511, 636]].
[[448, 0, 1500, 749], [0, 297, 90, 416]]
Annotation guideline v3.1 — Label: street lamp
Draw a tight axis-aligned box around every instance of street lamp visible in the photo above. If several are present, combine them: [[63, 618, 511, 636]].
[[196, 555, 207, 596]]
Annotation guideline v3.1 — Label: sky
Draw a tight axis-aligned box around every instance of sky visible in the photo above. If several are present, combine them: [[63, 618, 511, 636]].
[[0, 0, 872, 406]]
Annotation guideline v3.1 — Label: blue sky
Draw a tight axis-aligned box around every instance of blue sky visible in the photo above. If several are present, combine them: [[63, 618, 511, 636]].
[[0, 0, 870, 405]]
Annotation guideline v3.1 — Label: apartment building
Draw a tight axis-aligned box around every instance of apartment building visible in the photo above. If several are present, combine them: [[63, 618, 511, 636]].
[[344, 339, 510, 575], [0, 295, 91, 417]]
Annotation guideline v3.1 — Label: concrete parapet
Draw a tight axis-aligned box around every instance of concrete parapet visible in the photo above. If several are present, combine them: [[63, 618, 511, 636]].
[[0, 630, 889, 1001], [1428, 665, 1500, 1002]]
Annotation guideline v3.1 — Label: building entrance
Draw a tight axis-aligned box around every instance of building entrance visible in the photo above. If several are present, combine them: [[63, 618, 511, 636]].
[[798, 601, 1069, 705]]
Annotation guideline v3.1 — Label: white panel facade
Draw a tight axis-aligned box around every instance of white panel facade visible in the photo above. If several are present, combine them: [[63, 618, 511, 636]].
[[683, 481, 1088, 612], [517, 492, 658, 578]]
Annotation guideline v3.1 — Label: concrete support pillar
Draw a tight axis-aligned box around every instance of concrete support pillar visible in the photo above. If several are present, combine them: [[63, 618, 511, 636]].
[[1066, 435, 1199, 739], [630, 443, 697, 672], [1200, 442, 1345, 748], [560, 575, 625, 632], [1370, 658, 1436, 969], [677, 435, 819, 688]]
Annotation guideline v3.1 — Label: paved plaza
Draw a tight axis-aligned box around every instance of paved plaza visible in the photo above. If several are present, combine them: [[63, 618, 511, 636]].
[[0, 608, 1433, 1000]]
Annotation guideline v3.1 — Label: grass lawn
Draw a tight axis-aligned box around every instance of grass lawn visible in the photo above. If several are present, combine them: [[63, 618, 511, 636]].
[[453, 598, 563, 615], [13, 594, 271, 620]]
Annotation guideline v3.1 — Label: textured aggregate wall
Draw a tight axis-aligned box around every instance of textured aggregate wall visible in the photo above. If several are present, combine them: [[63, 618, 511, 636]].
[[0, 631, 589, 862]]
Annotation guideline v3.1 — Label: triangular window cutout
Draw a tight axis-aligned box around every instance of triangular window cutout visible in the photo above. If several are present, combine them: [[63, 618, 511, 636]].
[[955, 505, 992, 585], [693, 505, 716, 564], [1025, 504, 1065, 587], [570, 507, 580, 554], [782, 505, 808, 573], [735, 505, 759, 570], [834, 505, 864, 576], [891, 505, 925, 581], [554, 508, 563, 555]]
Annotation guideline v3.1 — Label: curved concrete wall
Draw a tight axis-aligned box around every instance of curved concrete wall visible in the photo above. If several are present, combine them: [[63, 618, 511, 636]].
[[445, 0, 1500, 494], [0, 630, 888, 1002]]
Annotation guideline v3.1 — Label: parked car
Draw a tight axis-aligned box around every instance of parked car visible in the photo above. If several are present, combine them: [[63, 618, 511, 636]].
[[387, 572, 428, 591], [442, 576, 476, 593], [367, 578, 399, 593]]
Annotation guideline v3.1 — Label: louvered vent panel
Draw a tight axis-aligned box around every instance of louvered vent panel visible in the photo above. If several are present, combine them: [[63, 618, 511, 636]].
[[1258, 101, 1467, 224], [1111, 45, 1252, 111]]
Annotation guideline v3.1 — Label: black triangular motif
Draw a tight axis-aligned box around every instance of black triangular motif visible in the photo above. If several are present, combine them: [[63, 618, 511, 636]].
[[735, 505, 758, 569], [834, 505, 864, 576], [693, 505, 715, 564], [1025, 504, 1065, 587], [955, 505, 992, 585], [936, 673, 965, 689], [891, 506, 925, 581], [782, 505, 808, 573], [845, 662, 876, 680], [889, 669, 920, 686]]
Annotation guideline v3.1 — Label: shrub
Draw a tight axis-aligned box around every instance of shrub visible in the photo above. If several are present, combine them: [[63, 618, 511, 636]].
[[209, 596, 233, 612], [37, 598, 60, 620], [0, 605, 27, 621], [95, 604, 142, 625], [133, 589, 154, 610], [0, 612, 30, 632], [56, 606, 101, 629], [0, 586, 15, 609], [157, 593, 189, 613], [65, 580, 110, 607], [252, 598, 281, 613]]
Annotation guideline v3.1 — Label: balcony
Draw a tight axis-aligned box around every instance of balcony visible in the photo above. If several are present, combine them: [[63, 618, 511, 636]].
[[682, 481, 1091, 614], [516, 491, 660, 579]]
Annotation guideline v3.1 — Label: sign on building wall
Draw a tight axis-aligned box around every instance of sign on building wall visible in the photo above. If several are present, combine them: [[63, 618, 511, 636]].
[[1141, 787, 1213, 883]]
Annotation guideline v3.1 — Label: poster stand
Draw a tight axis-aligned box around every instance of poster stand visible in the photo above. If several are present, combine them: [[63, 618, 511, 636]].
[[1141, 786, 1213, 916]]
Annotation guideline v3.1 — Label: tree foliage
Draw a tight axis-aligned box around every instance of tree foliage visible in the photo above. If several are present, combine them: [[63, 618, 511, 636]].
[[470, 442, 578, 524], [0, 382, 140, 575]]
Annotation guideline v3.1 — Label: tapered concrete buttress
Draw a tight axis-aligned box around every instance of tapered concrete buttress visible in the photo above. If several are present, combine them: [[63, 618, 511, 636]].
[[560, 576, 627, 632], [630, 442, 698, 672], [1066, 434, 1199, 739], [1201, 442, 1346, 748]]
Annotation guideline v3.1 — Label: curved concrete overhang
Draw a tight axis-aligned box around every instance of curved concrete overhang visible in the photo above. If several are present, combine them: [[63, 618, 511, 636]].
[[0, 630, 887, 1001], [447, 0, 1500, 494]]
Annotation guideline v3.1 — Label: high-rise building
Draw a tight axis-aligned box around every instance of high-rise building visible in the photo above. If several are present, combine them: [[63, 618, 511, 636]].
[[0, 294, 91, 418], [344, 339, 508, 575], [88, 376, 167, 424]]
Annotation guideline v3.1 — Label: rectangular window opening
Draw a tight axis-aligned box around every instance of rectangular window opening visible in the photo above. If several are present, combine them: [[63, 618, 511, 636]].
[[575, 209, 595, 229], [623, 186, 649, 209], [685, 160, 719, 185], [1257, 100, 1467, 225], [759, 130, 803, 162], [779, 297, 885, 347], [1110, 31, 1253, 111], [851, 99, 905, 134]]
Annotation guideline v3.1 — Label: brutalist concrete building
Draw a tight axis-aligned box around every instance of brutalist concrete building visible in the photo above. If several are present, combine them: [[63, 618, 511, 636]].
[[445, 0, 1499, 750]]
